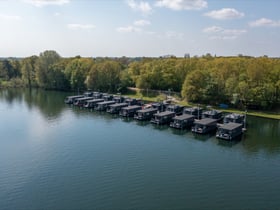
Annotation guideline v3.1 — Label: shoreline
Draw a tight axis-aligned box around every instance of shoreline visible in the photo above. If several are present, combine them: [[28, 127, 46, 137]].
[[123, 93, 280, 120]]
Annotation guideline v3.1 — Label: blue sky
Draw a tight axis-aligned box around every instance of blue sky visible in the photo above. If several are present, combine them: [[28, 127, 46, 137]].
[[0, 0, 280, 57]]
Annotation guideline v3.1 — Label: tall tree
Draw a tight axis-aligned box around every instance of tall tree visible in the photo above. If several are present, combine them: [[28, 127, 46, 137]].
[[35, 50, 61, 89]]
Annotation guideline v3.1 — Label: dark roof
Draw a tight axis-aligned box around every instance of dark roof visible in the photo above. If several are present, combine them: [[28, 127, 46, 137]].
[[109, 103, 128, 107], [98, 101, 115, 105], [194, 118, 217, 125], [154, 111, 175, 117], [122, 105, 141, 110], [87, 99, 104, 102], [173, 114, 194, 120], [137, 108, 158, 113], [220, 122, 243, 130]]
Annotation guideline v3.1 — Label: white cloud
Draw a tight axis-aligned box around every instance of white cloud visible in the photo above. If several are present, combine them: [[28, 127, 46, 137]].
[[204, 8, 244, 20], [203, 26, 246, 40], [127, 0, 152, 15], [67, 24, 95, 30], [155, 0, 207, 11], [24, 0, 70, 7], [134, 19, 151, 26], [249, 18, 280, 27], [116, 26, 142, 33], [0, 14, 22, 21]]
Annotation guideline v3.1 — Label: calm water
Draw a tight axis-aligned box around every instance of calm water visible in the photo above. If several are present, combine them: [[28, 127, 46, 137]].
[[0, 89, 279, 210]]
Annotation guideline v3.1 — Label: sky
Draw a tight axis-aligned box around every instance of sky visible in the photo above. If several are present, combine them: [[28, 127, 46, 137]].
[[0, 0, 280, 58]]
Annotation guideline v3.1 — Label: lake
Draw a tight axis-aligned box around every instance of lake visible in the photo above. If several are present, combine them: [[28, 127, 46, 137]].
[[0, 89, 279, 210]]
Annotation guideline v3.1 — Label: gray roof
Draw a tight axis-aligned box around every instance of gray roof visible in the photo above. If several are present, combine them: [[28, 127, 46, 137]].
[[220, 122, 243, 130], [173, 114, 194, 120], [154, 111, 175, 117], [194, 118, 217, 125]]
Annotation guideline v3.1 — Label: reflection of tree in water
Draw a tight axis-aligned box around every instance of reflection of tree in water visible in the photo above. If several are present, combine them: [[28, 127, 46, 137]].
[[0, 89, 68, 120], [241, 116, 280, 155], [0, 88, 23, 105], [24, 89, 69, 120]]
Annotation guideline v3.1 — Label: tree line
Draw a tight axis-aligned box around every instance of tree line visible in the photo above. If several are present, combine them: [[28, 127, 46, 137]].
[[0, 50, 279, 110]]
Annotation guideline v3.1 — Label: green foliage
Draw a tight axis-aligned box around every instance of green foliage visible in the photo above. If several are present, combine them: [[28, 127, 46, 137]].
[[35, 50, 61, 89], [65, 57, 93, 90], [86, 60, 123, 92], [1, 50, 279, 110]]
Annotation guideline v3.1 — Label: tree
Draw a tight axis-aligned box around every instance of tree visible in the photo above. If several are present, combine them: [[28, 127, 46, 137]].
[[35, 50, 61, 89], [21, 56, 38, 88], [65, 57, 94, 90]]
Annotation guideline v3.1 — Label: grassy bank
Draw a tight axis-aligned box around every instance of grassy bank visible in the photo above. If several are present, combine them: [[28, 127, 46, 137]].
[[123, 91, 280, 120]]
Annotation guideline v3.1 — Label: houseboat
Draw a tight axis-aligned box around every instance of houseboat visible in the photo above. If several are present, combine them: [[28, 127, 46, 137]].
[[83, 91, 93, 97], [102, 94, 114, 101], [107, 103, 128, 114], [150, 111, 176, 125], [64, 95, 84, 104], [119, 105, 142, 117], [191, 118, 218, 134], [95, 101, 116, 111], [183, 106, 203, 119], [223, 113, 245, 124], [125, 98, 142, 106], [134, 108, 158, 121], [202, 109, 223, 122], [92, 92, 103, 99], [151, 102, 168, 112], [166, 104, 184, 115], [170, 114, 195, 129], [216, 122, 243, 140], [73, 97, 94, 107], [113, 95, 126, 103], [83, 98, 104, 109]]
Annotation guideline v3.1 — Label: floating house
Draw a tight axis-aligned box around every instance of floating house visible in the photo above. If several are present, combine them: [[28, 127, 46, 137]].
[[107, 103, 128, 114], [83, 98, 104, 109], [83, 92, 93, 97], [170, 114, 195, 129], [223, 113, 245, 124], [134, 108, 158, 121], [92, 92, 103, 99], [73, 97, 94, 107], [113, 95, 126, 103], [64, 95, 84, 104], [216, 122, 243, 140], [151, 102, 168, 112], [191, 118, 218, 134], [95, 101, 116, 111], [202, 109, 223, 122], [150, 111, 176, 125], [119, 105, 142, 117], [166, 104, 184, 115], [102, 94, 114, 101], [183, 107, 203, 119], [125, 98, 142, 106]]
